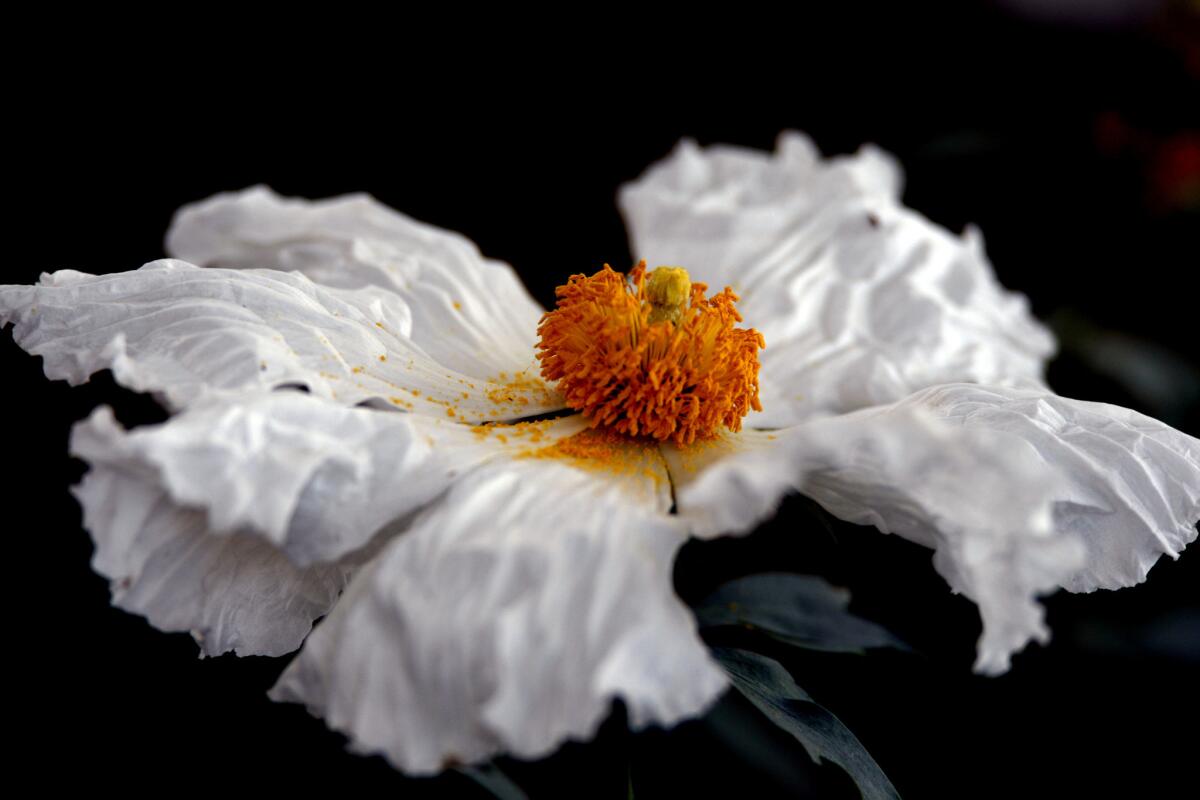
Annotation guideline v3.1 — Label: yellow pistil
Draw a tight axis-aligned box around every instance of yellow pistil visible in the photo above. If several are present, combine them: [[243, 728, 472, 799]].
[[645, 266, 691, 325], [536, 261, 764, 445]]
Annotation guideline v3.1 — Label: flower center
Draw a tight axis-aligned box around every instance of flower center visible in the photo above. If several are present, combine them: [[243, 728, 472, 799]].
[[536, 261, 764, 444]]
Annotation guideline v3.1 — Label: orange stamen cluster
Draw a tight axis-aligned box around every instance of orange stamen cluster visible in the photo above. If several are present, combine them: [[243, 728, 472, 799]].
[[536, 261, 764, 445]]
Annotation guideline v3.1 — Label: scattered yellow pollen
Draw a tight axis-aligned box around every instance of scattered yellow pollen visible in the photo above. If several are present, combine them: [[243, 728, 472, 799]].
[[482, 372, 557, 409], [375, 321, 385, 329], [351, 366, 364, 374], [514, 427, 666, 486], [537, 262, 764, 444], [446, 408, 456, 418], [470, 419, 555, 442], [379, 355, 387, 362], [453, 301, 463, 311], [486, 387, 515, 404]]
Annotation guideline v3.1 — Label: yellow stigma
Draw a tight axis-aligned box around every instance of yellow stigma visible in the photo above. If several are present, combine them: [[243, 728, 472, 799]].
[[645, 267, 692, 325], [536, 261, 764, 445]]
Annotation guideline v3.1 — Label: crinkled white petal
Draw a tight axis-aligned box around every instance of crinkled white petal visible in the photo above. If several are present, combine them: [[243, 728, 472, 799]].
[[270, 455, 724, 773], [666, 383, 1200, 673], [72, 392, 592, 566], [620, 132, 1055, 425], [918, 384, 1200, 592], [0, 260, 562, 420], [72, 407, 351, 657], [167, 185, 544, 380]]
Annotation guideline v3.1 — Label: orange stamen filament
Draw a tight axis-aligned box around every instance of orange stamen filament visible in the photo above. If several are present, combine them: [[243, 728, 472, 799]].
[[536, 262, 764, 445]]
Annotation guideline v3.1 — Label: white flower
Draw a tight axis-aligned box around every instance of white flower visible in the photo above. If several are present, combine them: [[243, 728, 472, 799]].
[[2, 132, 1197, 773]]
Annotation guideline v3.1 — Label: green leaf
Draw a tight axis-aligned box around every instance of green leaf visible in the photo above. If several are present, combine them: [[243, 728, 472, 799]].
[[713, 647, 900, 800], [459, 762, 530, 800], [694, 572, 907, 654]]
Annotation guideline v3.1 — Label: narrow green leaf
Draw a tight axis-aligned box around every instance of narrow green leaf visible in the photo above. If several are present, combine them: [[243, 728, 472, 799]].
[[713, 647, 900, 800], [695, 572, 906, 654], [459, 762, 530, 800]]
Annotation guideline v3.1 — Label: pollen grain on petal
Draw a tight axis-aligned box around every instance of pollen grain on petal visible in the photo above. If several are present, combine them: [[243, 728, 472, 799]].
[[536, 262, 764, 444]]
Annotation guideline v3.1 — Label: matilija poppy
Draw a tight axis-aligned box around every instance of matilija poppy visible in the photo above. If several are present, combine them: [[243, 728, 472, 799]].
[[2, 132, 1197, 773]]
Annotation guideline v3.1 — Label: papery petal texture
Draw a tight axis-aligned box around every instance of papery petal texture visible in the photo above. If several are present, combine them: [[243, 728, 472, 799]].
[[667, 383, 1200, 672], [71, 391, 591, 567], [270, 455, 725, 772], [72, 407, 351, 657], [0, 260, 562, 421], [620, 133, 1056, 426], [920, 384, 1200, 592], [167, 185, 544, 381]]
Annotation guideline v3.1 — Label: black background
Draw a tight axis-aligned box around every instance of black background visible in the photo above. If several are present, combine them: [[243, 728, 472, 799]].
[[5, 3, 1198, 798]]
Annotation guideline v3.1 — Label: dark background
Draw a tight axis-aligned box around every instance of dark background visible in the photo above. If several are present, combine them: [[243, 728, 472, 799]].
[[5, 3, 1198, 797]]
